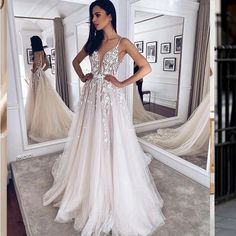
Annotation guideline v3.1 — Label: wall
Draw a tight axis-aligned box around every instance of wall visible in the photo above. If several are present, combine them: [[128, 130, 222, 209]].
[[134, 15, 184, 108]]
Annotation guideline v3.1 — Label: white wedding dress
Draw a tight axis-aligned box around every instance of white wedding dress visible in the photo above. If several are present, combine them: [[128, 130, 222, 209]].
[[43, 39, 165, 236], [25, 54, 73, 142]]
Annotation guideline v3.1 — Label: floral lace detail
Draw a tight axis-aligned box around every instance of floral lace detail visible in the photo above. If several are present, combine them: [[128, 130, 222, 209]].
[[79, 42, 124, 144], [90, 47, 119, 76]]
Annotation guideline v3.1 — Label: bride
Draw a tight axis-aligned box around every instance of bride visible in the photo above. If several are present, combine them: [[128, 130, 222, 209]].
[[43, 0, 165, 235], [25, 36, 73, 142]]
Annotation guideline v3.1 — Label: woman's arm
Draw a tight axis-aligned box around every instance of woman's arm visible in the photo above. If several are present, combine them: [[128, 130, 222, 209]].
[[43, 55, 49, 71], [72, 47, 93, 82], [121, 38, 151, 87]]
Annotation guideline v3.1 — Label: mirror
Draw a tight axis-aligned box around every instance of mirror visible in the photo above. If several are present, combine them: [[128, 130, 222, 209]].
[[12, 0, 89, 145], [133, 11, 184, 125], [130, 1, 209, 177]]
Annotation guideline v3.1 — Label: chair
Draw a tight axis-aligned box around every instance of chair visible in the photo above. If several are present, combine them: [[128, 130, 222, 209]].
[[142, 90, 151, 107]]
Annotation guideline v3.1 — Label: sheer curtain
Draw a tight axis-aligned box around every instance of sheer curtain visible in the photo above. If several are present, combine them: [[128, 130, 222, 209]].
[[188, 0, 210, 116], [54, 17, 70, 107]]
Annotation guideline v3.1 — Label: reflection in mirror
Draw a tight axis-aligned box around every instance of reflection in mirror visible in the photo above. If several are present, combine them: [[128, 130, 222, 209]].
[[138, 93, 210, 170], [15, 19, 73, 144], [133, 11, 184, 124], [13, 0, 84, 145], [132, 8, 210, 172], [24, 36, 73, 144]]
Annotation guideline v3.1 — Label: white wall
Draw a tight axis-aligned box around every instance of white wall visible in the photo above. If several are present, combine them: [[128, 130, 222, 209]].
[[134, 15, 183, 108]]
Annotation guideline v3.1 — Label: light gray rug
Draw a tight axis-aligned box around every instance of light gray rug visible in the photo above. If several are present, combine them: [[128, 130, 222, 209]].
[[11, 153, 210, 236]]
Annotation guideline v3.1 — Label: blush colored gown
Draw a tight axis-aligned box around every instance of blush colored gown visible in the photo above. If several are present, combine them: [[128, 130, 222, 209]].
[[25, 54, 73, 142], [43, 39, 165, 235]]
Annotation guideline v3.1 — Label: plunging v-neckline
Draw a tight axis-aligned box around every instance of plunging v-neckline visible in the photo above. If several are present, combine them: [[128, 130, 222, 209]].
[[95, 38, 121, 70], [96, 46, 118, 70]]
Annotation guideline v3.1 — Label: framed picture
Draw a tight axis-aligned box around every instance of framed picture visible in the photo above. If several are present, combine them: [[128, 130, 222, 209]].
[[146, 41, 157, 63], [134, 41, 144, 53], [46, 55, 52, 68], [174, 35, 182, 54], [26, 48, 33, 64], [51, 64, 55, 74], [51, 49, 55, 61], [163, 57, 176, 71], [160, 42, 171, 54]]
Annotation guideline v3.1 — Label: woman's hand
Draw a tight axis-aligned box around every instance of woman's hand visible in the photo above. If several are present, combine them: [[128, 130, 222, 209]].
[[104, 74, 124, 88], [82, 73, 93, 82]]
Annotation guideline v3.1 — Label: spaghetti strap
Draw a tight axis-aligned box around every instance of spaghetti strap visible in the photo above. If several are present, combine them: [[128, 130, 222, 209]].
[[116, 37, 122, 48]]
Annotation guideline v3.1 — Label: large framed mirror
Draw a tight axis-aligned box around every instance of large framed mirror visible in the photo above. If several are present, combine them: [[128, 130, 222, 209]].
[[9, 0, 93, 158], [129, 0, 210, 187]]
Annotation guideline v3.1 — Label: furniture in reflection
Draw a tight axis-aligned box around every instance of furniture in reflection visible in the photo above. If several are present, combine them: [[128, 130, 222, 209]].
[[142, 90, 151, 109]]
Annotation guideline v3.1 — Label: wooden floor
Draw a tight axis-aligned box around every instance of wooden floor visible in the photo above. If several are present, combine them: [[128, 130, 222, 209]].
[[7, 180, 26, 236], [144, 102, 176, 117]]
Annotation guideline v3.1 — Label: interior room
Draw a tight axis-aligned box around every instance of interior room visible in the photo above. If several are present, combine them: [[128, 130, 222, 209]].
[[6, 0, 210, 235]]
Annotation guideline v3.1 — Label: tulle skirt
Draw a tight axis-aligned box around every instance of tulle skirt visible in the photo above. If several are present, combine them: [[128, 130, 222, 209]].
[[43, 77, 165, 235], [25, 69, 73, 142]]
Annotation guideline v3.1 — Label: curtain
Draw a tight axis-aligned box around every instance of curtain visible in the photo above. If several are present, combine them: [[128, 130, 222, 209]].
[[0, 0, 7, 235], [53, 17, 70, 107], [188, 0, 210, 116]]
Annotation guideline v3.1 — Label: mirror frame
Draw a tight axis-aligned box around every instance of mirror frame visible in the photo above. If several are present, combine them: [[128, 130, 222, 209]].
[[128, 0, 210, 187]]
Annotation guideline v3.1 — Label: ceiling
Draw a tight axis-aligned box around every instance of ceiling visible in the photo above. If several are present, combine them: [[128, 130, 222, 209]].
[[13, 0, 92, 30], [135, 11, 163, 24], [13, 0, 165, 32]]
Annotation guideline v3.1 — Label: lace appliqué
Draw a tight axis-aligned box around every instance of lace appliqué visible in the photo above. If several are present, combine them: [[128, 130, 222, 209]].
[[80, 45, 123, 144]]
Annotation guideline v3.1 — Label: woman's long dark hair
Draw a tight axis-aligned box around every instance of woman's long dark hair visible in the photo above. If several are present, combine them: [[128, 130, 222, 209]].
[[84, 0, 117, 55], [30, 35, 46, 57]]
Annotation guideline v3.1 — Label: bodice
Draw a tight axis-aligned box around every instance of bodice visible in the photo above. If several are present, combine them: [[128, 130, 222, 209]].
[[89, 45, 120, 78], [35, 57, 43, 69]]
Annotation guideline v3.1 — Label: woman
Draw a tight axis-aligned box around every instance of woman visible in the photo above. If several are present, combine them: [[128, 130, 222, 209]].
[[25, 36, 73, 143], [43, 0, 165, 235]]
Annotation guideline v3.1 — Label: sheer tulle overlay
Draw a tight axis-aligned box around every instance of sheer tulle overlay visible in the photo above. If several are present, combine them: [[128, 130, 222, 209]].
[[43, 39, 165, 235], [141, 93, 210, 156], [25, 60, 73, 142]]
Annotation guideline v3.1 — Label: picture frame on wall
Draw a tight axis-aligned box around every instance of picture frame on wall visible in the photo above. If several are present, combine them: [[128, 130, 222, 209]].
[[160, 42, 171, 54], [163, 57, 176, 71], [146, 41, 157, 63], [134, 41, 144, 53], [174, 35, 182, 54], [26, 48, 33, 64], [51, 48, 55, 61], [46, 55, 52, 68], [51, 64, 55, 74]]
